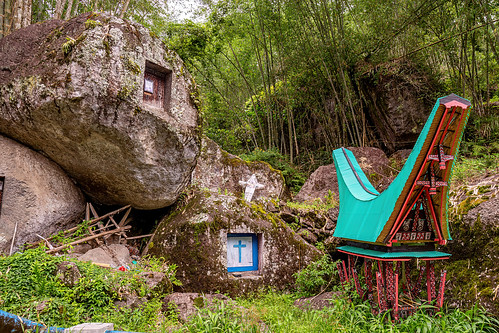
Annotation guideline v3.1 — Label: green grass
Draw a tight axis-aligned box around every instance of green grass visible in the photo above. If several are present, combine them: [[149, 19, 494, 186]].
[[452, 153, 499, 183], [0, 248, 180, 331], [180, 290, 499, 333], [2, 250, 498, 332]]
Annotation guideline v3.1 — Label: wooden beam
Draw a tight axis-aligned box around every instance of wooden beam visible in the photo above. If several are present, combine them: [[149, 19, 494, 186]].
[[125, 234, 153, 240], [85, 203, 90, 221], [46, 226, 131, 254], [89, 203, 99, 218], [41, 205, 131, 242], [118, 207, 132, 227]]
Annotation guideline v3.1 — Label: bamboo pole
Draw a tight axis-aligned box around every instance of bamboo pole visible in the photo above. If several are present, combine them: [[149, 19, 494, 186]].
[[45, 205, 131, 240], [46, 226, 131, 254], [125, 234, 153, 240]]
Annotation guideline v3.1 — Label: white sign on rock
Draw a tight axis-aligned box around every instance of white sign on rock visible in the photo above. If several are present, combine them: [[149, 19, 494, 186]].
[[238, 174, 264, 202], [227, 236, 253, 268]]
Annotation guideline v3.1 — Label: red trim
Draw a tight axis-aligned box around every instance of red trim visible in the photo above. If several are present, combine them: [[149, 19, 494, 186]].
[[424, 189, 444, 243], [337, 249, 450, 261], [439, 107, 457, 145], [388, 188, 425, 245], [440, 106, 468, 231], [387, 107, 450, 244], [338, 250, 411, 261], [418, 256, 450, 261], [436, 271, 447, 309], [443, 100, 469, 109], [394, 273, 399, 321]]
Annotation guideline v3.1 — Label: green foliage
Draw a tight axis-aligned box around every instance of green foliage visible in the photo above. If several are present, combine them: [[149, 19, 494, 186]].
[[182, 299, 257, 333], [84, 19, 102, 29], [235, 291, 499, 333], [0, 249, 180, 331], [286, 190, 338, 212], [452, 153, 499, 183], [240, 148, 306, 193], [61, 37, 76, 57], [293, 254, 338, 296]]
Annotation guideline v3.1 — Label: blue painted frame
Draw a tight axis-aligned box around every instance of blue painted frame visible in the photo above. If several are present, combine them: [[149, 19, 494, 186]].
[[227, 233, 259, 272]]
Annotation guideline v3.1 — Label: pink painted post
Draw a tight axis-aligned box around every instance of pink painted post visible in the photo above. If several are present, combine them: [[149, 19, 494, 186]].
[[436, 271, 447, 309], [394, 272, 399, 321], [426, 261, 436, 303]]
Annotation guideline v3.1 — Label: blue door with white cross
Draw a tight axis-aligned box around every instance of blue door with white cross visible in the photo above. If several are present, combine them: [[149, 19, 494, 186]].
[[227, 233, 258, 272]]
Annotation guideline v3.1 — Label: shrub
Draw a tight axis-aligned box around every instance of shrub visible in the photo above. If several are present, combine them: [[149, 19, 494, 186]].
[[240, 148, 307, 194], [293, 254, 338, 296]]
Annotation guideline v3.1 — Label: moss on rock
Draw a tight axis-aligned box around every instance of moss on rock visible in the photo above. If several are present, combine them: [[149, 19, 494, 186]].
[[445, 174, 499, 316], [147, 188, 320, 296]]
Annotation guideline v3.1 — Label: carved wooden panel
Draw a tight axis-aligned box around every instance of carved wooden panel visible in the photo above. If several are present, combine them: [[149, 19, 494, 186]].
[[142, 62, 172, 110]]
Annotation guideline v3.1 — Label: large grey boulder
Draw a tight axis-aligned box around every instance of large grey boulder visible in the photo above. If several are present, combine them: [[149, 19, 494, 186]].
[[0, 13, 200, 209], [147, 189, 321, 295], [358, 61, 442, 153], [192, 136, 287, 200], [0, 135, 85, 253], [445, 174, 499, 316], [295, 146, 393, 202]]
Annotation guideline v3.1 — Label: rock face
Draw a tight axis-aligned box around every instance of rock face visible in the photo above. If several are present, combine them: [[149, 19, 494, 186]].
[[358, 61, 442, 153], [147, 189, 321, 295], [192, 137, 287, 200], [444, 174, 499, 316], [294, 164, 338, 203], [0, 13, 200, 209], [295, 146, 393, 202], [77, 244, 133, 267], [0, 135, 85, 253]]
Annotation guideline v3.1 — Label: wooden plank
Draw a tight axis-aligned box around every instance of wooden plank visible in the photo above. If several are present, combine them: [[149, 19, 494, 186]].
[[118, 207, 132, 227], [89, 203, 99, 218], [8, 221, 17, 255], [43, 205, 131, 241], [88, 226, 103, 246], [46, 226, 131, 254], [104, 216, 121, 240], [109, 216, 120, 229], [125, 234, 153, 240], [36, 234, 54, 250], [91, 205, 131, 225], [85, 203, 90, 221]]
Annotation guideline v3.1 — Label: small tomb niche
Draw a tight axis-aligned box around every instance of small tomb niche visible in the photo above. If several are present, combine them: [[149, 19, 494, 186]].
[[227, 233, 259, 272], [142, 61, 172, 109], [0, 176, 4, 216]]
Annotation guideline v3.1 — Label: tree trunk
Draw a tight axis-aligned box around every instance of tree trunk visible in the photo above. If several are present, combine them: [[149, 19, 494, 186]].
[[8, 0, 30, 31], [0, 0, 5, 38], [119, 0, 130, 19], [64, 0, 73, 20], [21, 0, 30, 27], [54, 0, 63, 19]]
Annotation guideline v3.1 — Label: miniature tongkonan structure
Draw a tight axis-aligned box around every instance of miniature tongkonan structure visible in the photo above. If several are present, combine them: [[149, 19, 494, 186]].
[[332, 94, 471, 319]]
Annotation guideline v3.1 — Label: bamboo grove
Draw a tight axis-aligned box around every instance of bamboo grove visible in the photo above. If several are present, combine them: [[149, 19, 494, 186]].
[[1, 0, 499, 167], [165, 0, 499, 166]]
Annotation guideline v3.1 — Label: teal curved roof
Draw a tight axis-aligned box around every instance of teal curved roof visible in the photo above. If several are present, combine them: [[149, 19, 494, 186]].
[[332, 94, 471, 244], [337, 245, 451, 260]]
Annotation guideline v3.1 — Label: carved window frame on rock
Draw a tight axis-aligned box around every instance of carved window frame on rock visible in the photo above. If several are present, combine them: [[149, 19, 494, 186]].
[[142, 61, 172, 110], [226, 233, 259, 273]]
